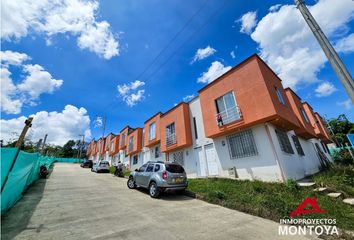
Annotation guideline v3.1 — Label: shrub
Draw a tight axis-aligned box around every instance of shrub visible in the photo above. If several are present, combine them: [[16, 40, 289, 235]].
[[109, 166, 116, 174], [332, 148, 354, 165]]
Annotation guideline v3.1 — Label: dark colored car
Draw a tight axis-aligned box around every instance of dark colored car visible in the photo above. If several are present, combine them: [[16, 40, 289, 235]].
[[80, 160, 93, 168]]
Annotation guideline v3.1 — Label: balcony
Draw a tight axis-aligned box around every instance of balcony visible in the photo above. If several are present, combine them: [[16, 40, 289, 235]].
[[216, 106, 242, 126], [166, 133, 177, 146]]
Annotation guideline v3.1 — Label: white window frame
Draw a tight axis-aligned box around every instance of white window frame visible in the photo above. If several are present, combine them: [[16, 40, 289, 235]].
[[149, 122, 156, 141], [215, 91, 240, 125], [275, 87, 286, 105], [300, 108, 310, 124]]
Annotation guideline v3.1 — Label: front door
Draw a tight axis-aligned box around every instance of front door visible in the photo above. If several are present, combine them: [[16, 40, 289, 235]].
[[196, 147, 206, 177], [205, 144, 219, 176]]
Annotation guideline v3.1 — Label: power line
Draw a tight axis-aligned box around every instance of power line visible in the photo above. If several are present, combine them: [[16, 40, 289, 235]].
[[93, 0, 228, 139], [144, 0, 228, 82], [134, 0, 211, 81]]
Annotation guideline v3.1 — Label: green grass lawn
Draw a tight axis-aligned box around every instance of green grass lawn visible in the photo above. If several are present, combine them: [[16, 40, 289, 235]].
[[187, 177, 354, 231], [312, 165, 354, 198]]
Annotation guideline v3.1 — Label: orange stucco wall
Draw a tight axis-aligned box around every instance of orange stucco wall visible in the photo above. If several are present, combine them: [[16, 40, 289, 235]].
[[198, 55, 299, 139], [144, 113, 161, 147], [285, 89, 317, 139], [126, 128, 143, 156], [109, 135, 120, 156], [119, 126, 130, 149], [160, 103, 192, 153], [314, 112, 332, 143]]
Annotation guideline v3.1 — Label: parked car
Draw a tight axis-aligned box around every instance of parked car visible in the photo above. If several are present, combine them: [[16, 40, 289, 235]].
[[80, 160, 93, 168], [91, 160, 110, 173], [127, 161, 188, 198]]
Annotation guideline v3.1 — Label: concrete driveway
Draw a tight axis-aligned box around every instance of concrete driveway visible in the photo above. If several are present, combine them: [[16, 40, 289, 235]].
[[1, 163, 314, 240]]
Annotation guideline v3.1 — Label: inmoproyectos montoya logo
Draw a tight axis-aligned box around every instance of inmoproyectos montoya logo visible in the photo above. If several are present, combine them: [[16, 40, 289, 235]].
[[279, 197, 338, 236]]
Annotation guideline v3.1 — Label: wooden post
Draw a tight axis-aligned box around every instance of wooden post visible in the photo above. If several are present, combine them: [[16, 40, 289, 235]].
[[2, 117, 33, 192]]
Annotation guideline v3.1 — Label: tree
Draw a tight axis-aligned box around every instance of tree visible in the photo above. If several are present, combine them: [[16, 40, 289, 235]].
[[62, 140, 76, 158], [326, 114, 354, 146]]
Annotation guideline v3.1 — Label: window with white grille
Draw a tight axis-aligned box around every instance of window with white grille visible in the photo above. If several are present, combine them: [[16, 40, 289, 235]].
[[275, 129, 294, 154], [172, 151, 184, 166], [166, 123, 176, 146], [226, 130, 258, 159]]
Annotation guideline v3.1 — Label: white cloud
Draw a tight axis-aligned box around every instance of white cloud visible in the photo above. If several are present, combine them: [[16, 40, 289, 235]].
[[1, 68, 23, 114], [238, 11, 257, 34], [0, 50, 63, 114], [0, 50, 31, 66], [1, 0, 119, 59], [18, 64, 63, 99], [269, 4, 282, 12], [230, 51, 236, 59], [125, 90, 145, 107], [337, 99, 353, 110], [197, 61, 231, 84], [0, 105, 91, 146], [183, 94, 195, 102], [249, 0, 354, 89], [191, 46, 216, 63], [117, 80, 145, 107], [335, 33, 354, 53], [94, 116, 103, 128], [315, 82, 337, 97]]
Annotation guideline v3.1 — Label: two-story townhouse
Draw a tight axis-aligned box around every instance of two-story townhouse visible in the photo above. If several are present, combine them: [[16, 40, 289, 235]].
[[141, 112, 166, 164], [126, 128, 144, 170], [159, 102, 193, 167], [103, 133, 115, 164], [188, 54, 332, 181], [119, 126, 135, 167], [109, 135, 120, 165]]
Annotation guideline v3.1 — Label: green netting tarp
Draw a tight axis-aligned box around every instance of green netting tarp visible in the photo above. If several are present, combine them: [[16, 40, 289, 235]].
[[1, 147, 83, 214], [1, 148, 18, 188]]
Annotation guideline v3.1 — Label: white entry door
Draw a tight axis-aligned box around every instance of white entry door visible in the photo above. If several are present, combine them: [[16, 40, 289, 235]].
[[205, 144, 219, 176], [196, 147, 207, 177]]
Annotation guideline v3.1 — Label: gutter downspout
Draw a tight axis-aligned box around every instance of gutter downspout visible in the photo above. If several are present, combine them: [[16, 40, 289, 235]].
[[264, 123, 286, 182]]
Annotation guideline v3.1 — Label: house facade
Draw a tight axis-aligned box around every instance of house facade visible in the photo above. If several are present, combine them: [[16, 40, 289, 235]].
[[86, 54, 332, 182]]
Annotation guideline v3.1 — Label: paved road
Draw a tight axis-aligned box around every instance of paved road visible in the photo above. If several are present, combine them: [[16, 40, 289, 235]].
[[2, 163, 314, 240]]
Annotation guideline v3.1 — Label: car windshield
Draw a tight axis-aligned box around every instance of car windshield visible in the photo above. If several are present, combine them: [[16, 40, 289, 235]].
[[100, 162, 108, 166], [165, 164, 185, 173]]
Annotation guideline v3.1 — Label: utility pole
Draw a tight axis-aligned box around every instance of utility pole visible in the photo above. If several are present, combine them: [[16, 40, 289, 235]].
[[2, 117, 33, 192], [79, 134, 85, 159], [41, 134, 48, 155], [102, 115, 107, 138], [15, 117, 33, 148], [295, 0, 354, 103], [36, 139, 43, 152]]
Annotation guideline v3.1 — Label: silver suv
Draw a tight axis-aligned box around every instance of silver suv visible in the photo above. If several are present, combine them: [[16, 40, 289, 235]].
[[127, 161, 188, 198]]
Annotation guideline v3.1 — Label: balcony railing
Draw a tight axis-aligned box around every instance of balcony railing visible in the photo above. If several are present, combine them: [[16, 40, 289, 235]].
[[166, 133, 177, 146], [216, 106, 242, 126]]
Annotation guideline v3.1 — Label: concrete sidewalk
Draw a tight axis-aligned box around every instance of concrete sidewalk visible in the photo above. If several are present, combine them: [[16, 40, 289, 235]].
[[1, 163, 315, 240]]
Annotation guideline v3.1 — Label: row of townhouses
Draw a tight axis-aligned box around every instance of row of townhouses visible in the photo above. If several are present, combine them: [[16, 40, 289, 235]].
[[87, 54, 333, 182]]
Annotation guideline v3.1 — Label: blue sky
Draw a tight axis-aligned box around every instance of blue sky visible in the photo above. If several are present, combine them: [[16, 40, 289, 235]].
[[1, 0, 353, 145]]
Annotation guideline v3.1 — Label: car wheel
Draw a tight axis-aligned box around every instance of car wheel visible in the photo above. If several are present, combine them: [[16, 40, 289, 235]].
[[91, 168, 93, 172], [127, 177, 136, 189], [149, 182, 160, 198]]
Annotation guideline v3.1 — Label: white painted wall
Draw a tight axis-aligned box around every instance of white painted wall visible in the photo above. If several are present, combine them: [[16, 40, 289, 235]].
[[214, 124, 283, 182], [130, 153, 143, 171]]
